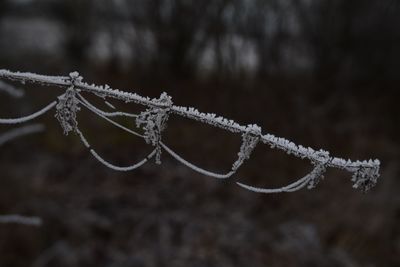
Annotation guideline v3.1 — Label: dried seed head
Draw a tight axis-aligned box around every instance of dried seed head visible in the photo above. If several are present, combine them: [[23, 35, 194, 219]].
[[136, 92, 172, 164], [352, 164, 380, 192], [55, 88, 80, 135]]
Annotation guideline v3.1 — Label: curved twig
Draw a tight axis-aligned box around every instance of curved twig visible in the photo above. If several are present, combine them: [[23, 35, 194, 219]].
[[78, 98, 144, 138], [236, 164, 326, 193], [0, 101, 56, 124], [76, 128, 156, 171], [160, 142, 235, 179], [78, 93, 137, 118]]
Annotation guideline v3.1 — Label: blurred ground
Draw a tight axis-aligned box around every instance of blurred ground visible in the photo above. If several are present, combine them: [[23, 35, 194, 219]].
[[1, 1, 400, 266]]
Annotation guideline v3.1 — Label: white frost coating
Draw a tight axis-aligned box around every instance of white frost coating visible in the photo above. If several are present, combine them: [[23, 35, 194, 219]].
[[351, 164, 380, 192], [160, 142, 235, 179], [78, 99, 143, 138], [236, 164, 327, 193], [0, 69, 382, 194], [76, 128, 156, 171], [0, 124, 44, 146], [136, 92, 172, 164], [76, 129, 90, 148], [160, 125, 260, 179], [171, 105, 246, 133], [0, 101, 57, 124], [90, 149, 156, 171], [0, 81, 24, 98], [78, 93, 137, 118], [0, 69, 69, 87], [0, 214, 42, 226]]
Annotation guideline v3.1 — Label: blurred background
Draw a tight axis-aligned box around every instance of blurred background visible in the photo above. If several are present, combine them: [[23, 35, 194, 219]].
[[0, 0, 399, 266]]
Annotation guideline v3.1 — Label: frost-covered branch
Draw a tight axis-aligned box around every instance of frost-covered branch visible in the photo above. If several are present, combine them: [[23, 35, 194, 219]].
[[0, 69, 381, 194]]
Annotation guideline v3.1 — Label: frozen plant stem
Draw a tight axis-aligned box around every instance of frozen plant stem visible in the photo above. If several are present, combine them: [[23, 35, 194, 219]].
[[0, 69, 381, 194]]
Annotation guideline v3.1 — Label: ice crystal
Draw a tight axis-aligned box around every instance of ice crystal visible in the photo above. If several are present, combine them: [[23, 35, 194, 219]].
[[306, 150, 330, 189]]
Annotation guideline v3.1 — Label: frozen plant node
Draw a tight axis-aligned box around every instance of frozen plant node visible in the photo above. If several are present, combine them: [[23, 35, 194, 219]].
[[55, 87, 80, 135], [232, 124, 261, 171], [306, 150, 330, 189], [136, 92, 172, 164]]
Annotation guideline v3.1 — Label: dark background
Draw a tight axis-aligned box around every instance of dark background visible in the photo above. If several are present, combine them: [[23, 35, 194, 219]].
[[0, 0, 399, 266]]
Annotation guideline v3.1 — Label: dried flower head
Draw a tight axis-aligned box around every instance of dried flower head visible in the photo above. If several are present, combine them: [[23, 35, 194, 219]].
[[136, 92, 172, 164], [352, 164, 380, 192], [55, 88, 80, 135]]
